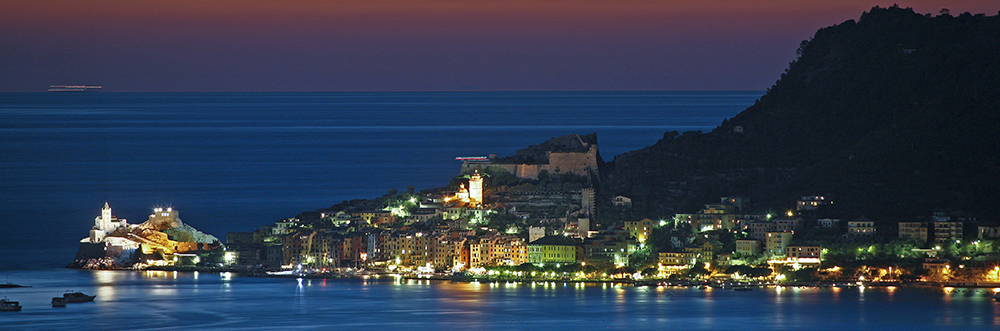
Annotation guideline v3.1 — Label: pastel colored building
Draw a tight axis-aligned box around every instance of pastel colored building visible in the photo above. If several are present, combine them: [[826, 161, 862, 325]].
[[624, 218, 656, 244], [527, 235, 578, 265], [736, 239, 761, 255], [765, 231, 793, 257]]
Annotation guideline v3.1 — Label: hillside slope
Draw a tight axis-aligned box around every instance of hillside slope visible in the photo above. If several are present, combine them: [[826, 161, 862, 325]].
[[603, 6, 1000, 222]]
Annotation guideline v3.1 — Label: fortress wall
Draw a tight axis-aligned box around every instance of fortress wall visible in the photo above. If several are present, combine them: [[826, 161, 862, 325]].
[[547, 145, 599, 177], [459, 145, 597, 180], [516, 164, 541, 179]]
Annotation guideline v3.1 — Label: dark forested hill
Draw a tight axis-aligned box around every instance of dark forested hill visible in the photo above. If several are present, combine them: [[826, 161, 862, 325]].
[[602, 6, 1000, 223]]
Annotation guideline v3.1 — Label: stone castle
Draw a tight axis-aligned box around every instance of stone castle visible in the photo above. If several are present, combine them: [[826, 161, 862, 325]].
[[459, 133, 599, 179]]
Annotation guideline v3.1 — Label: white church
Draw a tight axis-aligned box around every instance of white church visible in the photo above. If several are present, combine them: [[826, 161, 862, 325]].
[[86, 202, 131, 243]]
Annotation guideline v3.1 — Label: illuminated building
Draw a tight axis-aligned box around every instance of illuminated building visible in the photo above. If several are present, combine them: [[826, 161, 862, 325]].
[[674, 197, 762, 231], [443, 170, 486, 209], [457, 184, 469, 201], [431, 234, 466, 270], [922, 258, 950, 276], [469, 233, 526, 268], [528, 235, 578, 264], [928, 210, 973, 244], [785, 245, 822, 259], [848, 218, 876, 236], [149, 207, 178, 225], [582, 227, 638, 266], [796, 196, 833, 211], [768, 245, 822, 268], [88, 202, 129, 243], [79, 203, 140, 262], [765, 231, 793, 257], [384, 231, 431, 268], [468, 170, 483, 206], [774, 218, 803, 232], [658, 252, 698, 269], [586, 240, 632, 267], [933, 221, 963, 245], [624, 218, 656, 244], [736, 239, 761, 255]]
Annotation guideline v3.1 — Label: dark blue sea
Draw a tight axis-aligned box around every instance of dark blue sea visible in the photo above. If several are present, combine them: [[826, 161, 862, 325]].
[[9, 91, 996, 330]]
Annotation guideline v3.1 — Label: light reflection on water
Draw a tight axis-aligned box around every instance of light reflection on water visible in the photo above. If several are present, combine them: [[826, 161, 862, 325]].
[[2, 269, 1000, 330]]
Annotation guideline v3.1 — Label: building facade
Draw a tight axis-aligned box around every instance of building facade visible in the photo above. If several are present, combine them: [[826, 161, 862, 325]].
[[624, 218, 656, 244], [934, 221, 963, 245], [899, 222, 929, 243], [785, 245, 822, 259], [527, 236, 578, 265], [765, 232, 793, 257], [848, 218, 875, 236], [736, 239, 761, 255]]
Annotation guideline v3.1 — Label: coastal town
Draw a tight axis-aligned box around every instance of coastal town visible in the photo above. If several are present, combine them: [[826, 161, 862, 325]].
[[72, 134, 1000, 289]]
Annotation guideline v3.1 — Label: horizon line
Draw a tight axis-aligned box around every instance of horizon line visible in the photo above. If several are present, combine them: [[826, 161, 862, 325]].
[[2, 89, 768, 94]]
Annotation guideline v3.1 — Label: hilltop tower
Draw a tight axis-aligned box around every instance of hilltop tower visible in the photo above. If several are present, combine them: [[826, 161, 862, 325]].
[[89, 202, 128, 243], [469, 170, 483, 206], [101, 202, 111, 226], [148, 207, 180, 228]]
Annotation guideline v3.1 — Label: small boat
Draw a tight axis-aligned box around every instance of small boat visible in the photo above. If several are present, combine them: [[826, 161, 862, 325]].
[[733, 285, 754, 291], [63, 291, 96, 303], [1, 298, 22, 312], [52, 297, 68, 307], [991, 293, 1000, 302]]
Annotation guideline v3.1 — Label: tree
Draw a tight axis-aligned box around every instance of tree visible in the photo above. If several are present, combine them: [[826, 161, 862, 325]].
[[687, 263, 708, 279]]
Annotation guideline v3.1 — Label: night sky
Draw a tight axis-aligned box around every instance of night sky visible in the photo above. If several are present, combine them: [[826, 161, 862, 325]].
[[1, 1, 995, 92]]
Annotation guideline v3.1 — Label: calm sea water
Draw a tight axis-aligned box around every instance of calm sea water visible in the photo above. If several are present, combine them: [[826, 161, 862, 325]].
[[0, 91, 760, 269], [1, 269, 998, 330]]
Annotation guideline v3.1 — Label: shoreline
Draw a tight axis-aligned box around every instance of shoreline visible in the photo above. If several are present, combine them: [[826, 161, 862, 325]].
[[76, 265, 1000, 289]]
